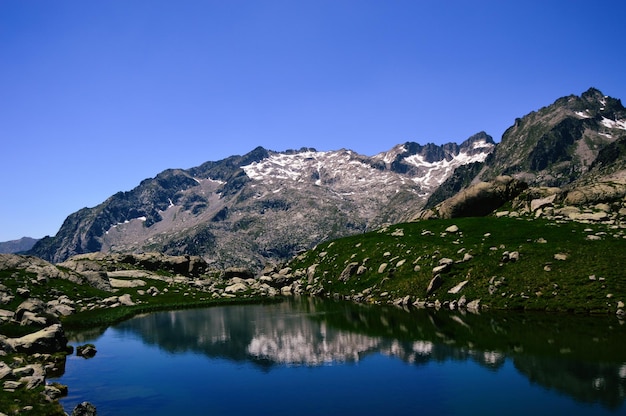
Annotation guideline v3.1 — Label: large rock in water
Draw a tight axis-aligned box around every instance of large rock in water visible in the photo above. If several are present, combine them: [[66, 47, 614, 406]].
[[72, 402, 97, 416], [435, 176, 528, 218]]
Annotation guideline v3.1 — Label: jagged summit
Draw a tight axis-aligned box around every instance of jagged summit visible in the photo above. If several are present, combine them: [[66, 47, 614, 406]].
[[475, 88, 626, 187]]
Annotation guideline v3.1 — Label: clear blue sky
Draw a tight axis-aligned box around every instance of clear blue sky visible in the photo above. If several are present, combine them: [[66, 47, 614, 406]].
[[1, 0, 625, 241]]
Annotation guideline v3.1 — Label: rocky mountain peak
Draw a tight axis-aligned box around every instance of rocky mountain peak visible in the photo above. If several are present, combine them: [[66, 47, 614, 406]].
[[475, 88, 626, 187]]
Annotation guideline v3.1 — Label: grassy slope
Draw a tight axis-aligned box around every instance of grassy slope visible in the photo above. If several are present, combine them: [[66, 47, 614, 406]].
[[287, 217, 626, 312]]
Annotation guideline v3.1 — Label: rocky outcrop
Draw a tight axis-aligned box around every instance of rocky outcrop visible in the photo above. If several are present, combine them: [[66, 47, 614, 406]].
[[72, 401, 97, 416], [3, 324, 68, 354], [419, 176, 528, 219], [59, 252, 209, 278]]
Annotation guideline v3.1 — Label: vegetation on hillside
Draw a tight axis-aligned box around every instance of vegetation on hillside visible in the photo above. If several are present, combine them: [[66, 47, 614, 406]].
[[287, 216, 626, 313]]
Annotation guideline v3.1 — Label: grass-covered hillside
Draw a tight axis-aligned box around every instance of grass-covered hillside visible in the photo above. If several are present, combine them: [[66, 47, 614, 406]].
[[287, 217, 626, 313]]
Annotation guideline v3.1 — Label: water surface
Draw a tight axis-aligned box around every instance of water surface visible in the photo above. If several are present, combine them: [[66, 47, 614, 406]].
[[55, 298, 626, 415]]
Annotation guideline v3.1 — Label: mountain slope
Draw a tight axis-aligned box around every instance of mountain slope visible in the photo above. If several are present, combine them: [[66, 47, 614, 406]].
[[426, 88, 626, 210], [29, 136, 494, 268], [0, 237, 39, 254], [478, 87, 626, 186]]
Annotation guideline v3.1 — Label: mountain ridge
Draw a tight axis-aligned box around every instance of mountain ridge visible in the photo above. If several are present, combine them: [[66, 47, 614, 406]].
[[26, 87, 626, 271], [28, 134, 495, 267]]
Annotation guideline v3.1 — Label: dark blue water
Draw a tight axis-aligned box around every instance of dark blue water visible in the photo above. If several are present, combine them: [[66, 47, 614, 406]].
[[54, 298, 626, 415]]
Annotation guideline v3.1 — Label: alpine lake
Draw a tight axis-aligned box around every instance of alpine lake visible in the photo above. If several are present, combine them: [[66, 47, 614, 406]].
[[53, 297, 626, 415]]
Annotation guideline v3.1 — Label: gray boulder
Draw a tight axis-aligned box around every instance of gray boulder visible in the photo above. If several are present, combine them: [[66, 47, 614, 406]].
[[339, 262, 359, 282], [435, 176, 528, 219], [7, 324, 68, 354], [72, 402, 97, 416], [426, 275, 443, 296]]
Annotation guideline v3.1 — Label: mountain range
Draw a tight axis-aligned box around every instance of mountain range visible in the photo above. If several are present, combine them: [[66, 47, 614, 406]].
[[0, 237, 38, 254], [25, 88, 626, 271]]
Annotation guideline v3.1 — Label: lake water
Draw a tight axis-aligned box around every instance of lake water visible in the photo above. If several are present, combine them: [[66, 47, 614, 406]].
[[54, 297, 626, 415]]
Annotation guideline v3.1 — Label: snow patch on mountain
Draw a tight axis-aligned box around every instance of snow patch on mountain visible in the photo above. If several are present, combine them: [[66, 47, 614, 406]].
[[243, 142, 494, 193], [600, 117, 626, 130]]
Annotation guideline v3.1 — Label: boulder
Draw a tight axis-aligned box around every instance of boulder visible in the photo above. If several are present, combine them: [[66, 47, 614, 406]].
[[77, 344, 97, 358], [466, 299, 481, 313], [306, 264, 318, 284], [16, 364, 45, 390], [0, 362, 12, 379], [339, 262, 359, 282], [0, 309, 14, 323], [43, 384, 65, 401], [432, 264, 451, 274], [79, 271, 112, 292], [118, 294, 135, 306], [18, 311, 47, 326], [224, 283, 248, 294], [426, 275, 443, 296], [16, 287, 30, 298], [445, 225, 459, 233], [15, 298, 46, 318], [72, 402, 97, 416], [563, 181, 626, 206], [47, 302, 76, 317], [436, 176, 528, 218], [448, 280, 469, 294], [530, 194, 557, 212], [8, 324, 68, 354]]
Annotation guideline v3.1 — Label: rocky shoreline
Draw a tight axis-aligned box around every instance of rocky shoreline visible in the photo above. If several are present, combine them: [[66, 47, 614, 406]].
[[1, 201, 625, 414]]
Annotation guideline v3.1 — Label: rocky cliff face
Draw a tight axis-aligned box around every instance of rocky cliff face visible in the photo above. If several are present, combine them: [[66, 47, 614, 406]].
[[28, 136, 494, 269], [427, 88, 626, 212], [478, 87, 626, 186]]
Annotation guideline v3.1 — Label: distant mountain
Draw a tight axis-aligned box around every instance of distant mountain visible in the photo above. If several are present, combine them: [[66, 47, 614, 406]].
[[28, 134, 495, 268], [0, 237, 39, 254]]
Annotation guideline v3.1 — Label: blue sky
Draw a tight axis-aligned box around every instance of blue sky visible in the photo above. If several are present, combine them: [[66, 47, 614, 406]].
[[1, 0, 625, 242]]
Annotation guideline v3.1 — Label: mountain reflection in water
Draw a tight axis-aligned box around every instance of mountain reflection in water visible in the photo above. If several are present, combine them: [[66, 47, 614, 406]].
[[62, 297, 626, 413]]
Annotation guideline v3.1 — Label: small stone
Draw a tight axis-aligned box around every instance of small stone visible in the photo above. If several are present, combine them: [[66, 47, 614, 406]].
[[448, 280, 468, 294], [426, 275, 443, 295], [554, 253, 568, 261], [445, 225, 459, 233]]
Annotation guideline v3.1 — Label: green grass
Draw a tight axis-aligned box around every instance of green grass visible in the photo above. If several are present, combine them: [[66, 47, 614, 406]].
[[287, 217, 626, 312]]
